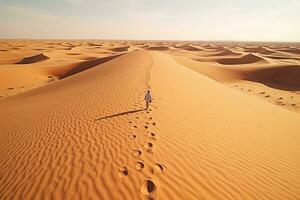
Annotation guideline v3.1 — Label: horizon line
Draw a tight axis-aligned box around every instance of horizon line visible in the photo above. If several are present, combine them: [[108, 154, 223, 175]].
[[0, 38, 300, 43]]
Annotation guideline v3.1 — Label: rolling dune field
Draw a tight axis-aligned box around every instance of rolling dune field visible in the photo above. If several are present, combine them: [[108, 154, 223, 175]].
[[0, 40, 300, 200]]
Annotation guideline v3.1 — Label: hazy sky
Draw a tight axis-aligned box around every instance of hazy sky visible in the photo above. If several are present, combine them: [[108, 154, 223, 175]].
[[0, 0, 299, 41]]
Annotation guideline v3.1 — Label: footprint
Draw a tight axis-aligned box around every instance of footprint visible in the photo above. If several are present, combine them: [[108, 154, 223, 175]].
[[144, 142, 153, 152], [134, 125, 138, 128], [128, 134, 136, 140], [129, 121, 132, 124], [152, 122, 156, 126], [265, 95, 270, 98], [141, 179, 156, 195], [144, 126, 149, 129], [133, 150, 142, 157], [136, 117, 139, 119], [247, 89, 252, 92], [147, 132, 156, 140], [291, 103, 296, 106], [259, 92, 265, 94], [136, 161, 145, 171], [278, 97, 283, 100], [152, 163, 166, 175], [149, 117, 153, 120], [119, 167, 128, 177]]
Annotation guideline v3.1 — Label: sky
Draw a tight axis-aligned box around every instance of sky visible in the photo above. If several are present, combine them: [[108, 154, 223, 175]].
[[0, 0, 299, 41]]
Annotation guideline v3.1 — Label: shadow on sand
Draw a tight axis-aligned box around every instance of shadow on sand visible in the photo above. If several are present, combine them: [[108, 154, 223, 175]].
[[95, 108, 145, 121]]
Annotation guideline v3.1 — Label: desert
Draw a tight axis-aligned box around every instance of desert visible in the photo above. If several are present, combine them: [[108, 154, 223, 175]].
[[1, 40, 300, 199]]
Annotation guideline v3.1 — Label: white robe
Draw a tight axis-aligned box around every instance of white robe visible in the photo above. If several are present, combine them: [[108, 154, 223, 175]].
[[144, 93, 152, 103]]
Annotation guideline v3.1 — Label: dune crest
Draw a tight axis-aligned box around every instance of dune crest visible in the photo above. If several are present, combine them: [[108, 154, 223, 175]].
[[209, 49, 240, 56]]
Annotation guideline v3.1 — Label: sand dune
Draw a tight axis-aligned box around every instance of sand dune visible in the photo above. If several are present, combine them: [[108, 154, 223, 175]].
[[146, 46, 170, 51], [174, 45, 203, 51], [244, 65, 300, 91], [16, 53, 49, 64], [0, 41, 300, 199], [277, 48, 300, 54], [208, 49, 241, 56], [111, 46, 130, 52], [244, 47, 275, 55], [217, 53, 268, 65], [60, 54, 123, 78]]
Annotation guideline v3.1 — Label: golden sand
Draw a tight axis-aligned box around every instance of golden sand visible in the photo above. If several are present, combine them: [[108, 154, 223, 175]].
[[0, 40, 300, 199]]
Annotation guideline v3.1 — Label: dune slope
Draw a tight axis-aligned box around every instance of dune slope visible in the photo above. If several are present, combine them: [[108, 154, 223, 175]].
[[217, 53, 268, 65], [0, 50, 299, 200], [16, 53, 49, 64]]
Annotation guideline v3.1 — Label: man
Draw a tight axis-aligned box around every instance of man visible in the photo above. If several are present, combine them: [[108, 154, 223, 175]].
[[144, 90, 152, 110]]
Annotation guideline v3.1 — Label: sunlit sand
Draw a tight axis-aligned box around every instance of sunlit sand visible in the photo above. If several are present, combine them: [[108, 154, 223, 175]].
[[0, 40, 300, 199]]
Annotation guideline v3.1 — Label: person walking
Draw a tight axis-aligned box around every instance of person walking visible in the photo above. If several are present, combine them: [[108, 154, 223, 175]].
[[144, 90, 152, 110]]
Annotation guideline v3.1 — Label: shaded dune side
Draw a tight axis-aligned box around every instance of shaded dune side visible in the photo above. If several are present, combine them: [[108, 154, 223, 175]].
[[16, 53, 49, 64], [146, 46, 170, 51], [175, 45, 203, 51], [244, 47, 275, 55], [277, 49, 300, 54], [111, 46, 130, 52], [245, 65, 300, 91], [60, 54, 123, 79], [217, 53, 268, 65], [265, 55, 300, 61]]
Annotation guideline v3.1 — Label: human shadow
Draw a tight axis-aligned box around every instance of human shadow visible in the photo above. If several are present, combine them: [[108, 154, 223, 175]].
[[95, 108, 145, 121]]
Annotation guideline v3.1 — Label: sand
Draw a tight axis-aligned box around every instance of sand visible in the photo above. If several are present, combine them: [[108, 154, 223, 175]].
[[0, 40, 300, 199]]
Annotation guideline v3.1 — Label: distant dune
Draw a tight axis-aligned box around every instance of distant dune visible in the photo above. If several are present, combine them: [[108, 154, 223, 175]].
[[111, 46, 130, 52], [175, 45, 203, 51], [217, 53, 268, 65], [244, 47, 275, 55], [208, 49, 240, 56], [277, 48, 300, 54], [146, 46, 170, 51]]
